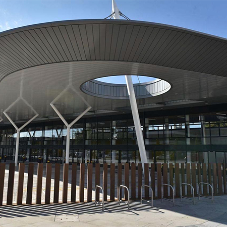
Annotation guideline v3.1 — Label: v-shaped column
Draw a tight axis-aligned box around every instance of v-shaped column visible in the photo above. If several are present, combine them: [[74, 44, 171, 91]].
[[3, 83, 39, 166], [50, 85, 91, 164]]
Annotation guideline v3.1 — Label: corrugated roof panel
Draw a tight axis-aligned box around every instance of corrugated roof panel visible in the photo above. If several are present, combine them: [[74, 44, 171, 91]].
[[45, 27, 68, 61], [109, 24, 120, 61], [92, 24, 100, 60], [127, 26, 147, 62], [99, 24, 106, 60], [114, 24, 127, 60], [78, 24, 91, 60], [86, 24, 96, 61], [53, 26, 75, 61], [118, 25, 133, 61], [25, 29, 55, 62], [123, 25, 141, 61], [104, 23, 113, 61], [33, 28, 60, 62]]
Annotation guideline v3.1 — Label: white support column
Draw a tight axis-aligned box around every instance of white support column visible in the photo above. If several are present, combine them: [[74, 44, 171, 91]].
[[125, 75, 148, 170], [50, 85, 91, 164]]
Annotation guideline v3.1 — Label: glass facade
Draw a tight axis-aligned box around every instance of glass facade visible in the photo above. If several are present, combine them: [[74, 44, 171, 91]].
[[1, 110, 227, 164]]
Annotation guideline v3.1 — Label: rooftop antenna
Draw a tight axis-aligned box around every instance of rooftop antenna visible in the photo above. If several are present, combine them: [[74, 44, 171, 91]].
[[105, 0, 130, 20]]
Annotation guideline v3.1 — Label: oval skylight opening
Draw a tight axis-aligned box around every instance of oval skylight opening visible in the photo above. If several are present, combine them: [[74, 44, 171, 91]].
[[81, 75, 171, 99], [96, 75, 155, 84]]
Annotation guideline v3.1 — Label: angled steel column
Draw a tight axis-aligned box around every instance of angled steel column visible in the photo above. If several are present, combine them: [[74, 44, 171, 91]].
[[111, 0, 148, 170], [50, 85, 91, 164], [125, 75, 148, 169]]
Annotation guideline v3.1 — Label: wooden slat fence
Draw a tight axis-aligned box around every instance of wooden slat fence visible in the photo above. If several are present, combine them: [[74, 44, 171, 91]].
[[0, 162, 226, 205]]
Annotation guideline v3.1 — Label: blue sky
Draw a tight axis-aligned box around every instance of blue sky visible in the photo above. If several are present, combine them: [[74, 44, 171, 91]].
[[0, 0, 226, 83]]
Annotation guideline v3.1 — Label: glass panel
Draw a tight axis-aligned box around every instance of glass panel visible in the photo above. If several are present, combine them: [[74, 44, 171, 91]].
[[104, 150, 111, 163], [166, 151, 175, 163], [156, 151, 165, 163], [121, 151, 128, 163], [175, 151, 186, 163], [216, 152, 224, 163]]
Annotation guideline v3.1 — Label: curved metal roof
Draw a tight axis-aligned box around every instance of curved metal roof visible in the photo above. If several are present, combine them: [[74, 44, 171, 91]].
[[0, 19, 227, 123]]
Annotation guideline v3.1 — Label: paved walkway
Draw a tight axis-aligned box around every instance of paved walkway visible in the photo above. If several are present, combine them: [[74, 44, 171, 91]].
[[0, 196, 227, 226]]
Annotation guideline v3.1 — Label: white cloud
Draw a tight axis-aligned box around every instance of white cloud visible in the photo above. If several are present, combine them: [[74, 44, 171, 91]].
[[0, 20, 23, 32]]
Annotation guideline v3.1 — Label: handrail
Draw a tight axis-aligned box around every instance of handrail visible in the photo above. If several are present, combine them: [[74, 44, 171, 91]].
[[162, 183, 175, 206], [180, 183, 195, 205], [141, 185, 153, 207], [198, 182, 214, 202], [118, 185, 130, 210], [95, 185, 104, 211]]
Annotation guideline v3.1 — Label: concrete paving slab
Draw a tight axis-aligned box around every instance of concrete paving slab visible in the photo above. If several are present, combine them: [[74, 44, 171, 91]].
[[0, 196, 227, 226]]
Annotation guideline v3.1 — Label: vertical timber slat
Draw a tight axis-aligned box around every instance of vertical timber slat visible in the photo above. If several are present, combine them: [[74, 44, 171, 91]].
[[0, 163, 5, 205], [95, 163, 100, 201], [217, 163, 223, 195], [213, 163, 218, 196], [191, 163, 197, 195], [144, 163, 149, 199], [45, 163, 52, 204], [110, 163, 115, 201], [163, 163, 168, 198], [117, 163, 122, 200], [71, 163, 77, 203], [7, 163, 15, 205], [62, 163, 69, 203], [223, 163, 227, 194], [151, 163, 155, 198], [208, 163, 212, 195], [54, 163, 60, 203], [87, 163, 93, 202], [181, 163, 185, 197], [79, 163, 85, 202], [17, 163, 25, 205], [103, 163, 108, 201], [157, 163, 162, 199], [202, 163, 208, 196], [138, 163, 142, 199], [36, 163, 43, 204], [197, 163, 201, 196], [175, 163, 180, 197], [187, 163, 191, 197], [131, 163, 136, 200], [26, 163, 34, 205], [169, 163, 173, 197], [124, 163, 129, 200]]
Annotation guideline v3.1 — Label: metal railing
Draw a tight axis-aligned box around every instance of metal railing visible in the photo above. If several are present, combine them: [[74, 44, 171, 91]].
[[141, 185, 153, 207], [118, 185, 130, 210], [198, 182, 214, 202], [95, 185, 104, 211], [180, 183, 195, 205], [162, 184, 175, 206]]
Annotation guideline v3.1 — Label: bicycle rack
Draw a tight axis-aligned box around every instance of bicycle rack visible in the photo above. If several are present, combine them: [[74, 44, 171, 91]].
[[180, 183, 195, 205], [162, 184, 175, 206], [198, 182, 214, 202], [118, 185, 130, 210], [95, 185, 104, 211], [141, 185, 153, 207]]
